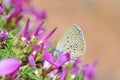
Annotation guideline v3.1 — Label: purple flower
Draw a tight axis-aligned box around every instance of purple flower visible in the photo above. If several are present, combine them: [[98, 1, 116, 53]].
[[11, 0, 46, 21], [6, 0, 29, 24], [0, 4, 2, 10], [43, 51, 70, 69], [72, 58, 81, 76], [0, 4, 3, 15], [0, 28, 8, 40], [6, 0, 29, 23], [31, 9, 46, 20], [11, 0, 30, 10], [15, 78, 21, 80], [37, 28, 45, 38], [28, 54, 36, 68], [21, 18, 30, 42], [82, 61, 98, 80], [39, 27, 57, 44], [32, 21, 44, 39], [43, 52, 54, 65], [15, 15, 23, 25], [43, 41, 51, 49], [25, 6, 46, 20], [28, 45, 40, 67], [59, 68, 68, 80], [54, 52, 70, 68], [48, 67, 68, 80], [0, 58, 21, 77], [7, 9, 22, 23], [6, 68, 20, 80]]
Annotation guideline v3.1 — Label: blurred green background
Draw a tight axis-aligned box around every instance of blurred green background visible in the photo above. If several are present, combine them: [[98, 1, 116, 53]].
[[32, 0, 120, 80]]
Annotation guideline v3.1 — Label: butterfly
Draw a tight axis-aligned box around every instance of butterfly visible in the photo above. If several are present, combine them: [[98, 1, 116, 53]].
[[54, 24, 86, 59]]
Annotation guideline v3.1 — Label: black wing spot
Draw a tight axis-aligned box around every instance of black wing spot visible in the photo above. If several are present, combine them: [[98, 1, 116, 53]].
[[67, 40, 69, 42], [70, 45, 72, 47], [67, 36, 69, 39]]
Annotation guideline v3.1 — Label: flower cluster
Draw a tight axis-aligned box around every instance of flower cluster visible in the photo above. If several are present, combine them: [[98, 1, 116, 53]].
[[0, 0, 97, 80]]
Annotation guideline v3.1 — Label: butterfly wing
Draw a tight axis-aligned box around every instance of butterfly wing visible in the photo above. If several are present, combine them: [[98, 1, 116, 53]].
[[56, 24, 86, 59]]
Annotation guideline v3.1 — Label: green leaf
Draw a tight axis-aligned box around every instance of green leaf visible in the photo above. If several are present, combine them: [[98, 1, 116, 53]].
[[0, 76, 6, 80], [17, 66, 42, 80], [0, 15, 3, 29], [75, 70, 86, 80], [8, 26, 22, 37], [27, 73, 42, 80], [44, 78, 50, 80]]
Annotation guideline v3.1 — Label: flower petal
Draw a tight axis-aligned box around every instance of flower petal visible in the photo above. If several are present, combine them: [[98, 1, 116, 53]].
[[0, 28, 8, 40], [15, 78, 21, 80], [34, 10, 46, 20], [21, 18, 30, 41], [39, 27, 57, 43], [55, 53, 70, 68], [60, 68, 68, 80], [43, 51, 54, 64], [32, 45, 40, 55], [0, 4, 3, 14], [82, 61, 98, 80], [43, 61, 51, 69], [28, 54, 35, 67], [28, 6, 46, 20], [72, 58, 81, 76], [0, 58, 21, 77], [32, 21, 44, 37], [43, 41, 51, 49]]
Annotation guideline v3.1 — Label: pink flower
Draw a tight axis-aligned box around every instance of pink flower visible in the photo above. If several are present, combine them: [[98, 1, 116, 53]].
[[21, 18, 30, 42], [11, 0, 30, 10], [0, 58, 21, 77], [24, 6, 46, 20], [7, 9, 22, 23], [28, 45, 41, 67], [39, 27, 57, 43], [43, 51, 70, 69], [0, 4, 3, 15], [72, 58, 81, 76], [15, 78, 21, 80], [82, 61, 98, 80], [59, 68, 68, 80], [0, 28, 8, 40], [32, 21, 44, 39]]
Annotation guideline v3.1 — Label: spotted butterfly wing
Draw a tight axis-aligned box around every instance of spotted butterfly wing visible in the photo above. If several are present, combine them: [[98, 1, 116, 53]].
[[56, 24, 86, 59]]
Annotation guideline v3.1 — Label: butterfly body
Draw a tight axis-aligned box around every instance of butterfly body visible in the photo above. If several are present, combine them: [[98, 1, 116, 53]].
[[55, 24, 86, 59]]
